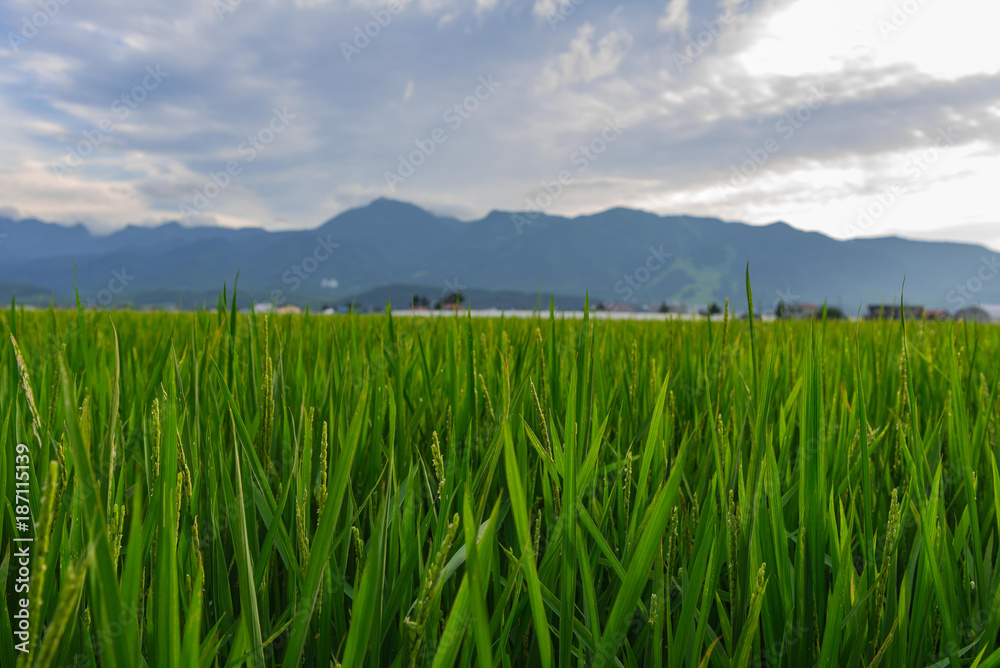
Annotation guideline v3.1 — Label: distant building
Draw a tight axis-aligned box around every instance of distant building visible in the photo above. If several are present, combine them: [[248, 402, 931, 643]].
[[954, 305, 1000, 323], [924, 309, 950, 321], [866, 304, 925, 321], [254, 303, 302, 315], [782, 302, 823, 320]]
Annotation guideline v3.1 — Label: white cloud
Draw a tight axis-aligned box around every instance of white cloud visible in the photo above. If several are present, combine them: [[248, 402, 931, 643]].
[[658, 0, 690, 34], [738, 0, 1000, 81], [536, 23, 633, 93], [532, 0, 563, 21]]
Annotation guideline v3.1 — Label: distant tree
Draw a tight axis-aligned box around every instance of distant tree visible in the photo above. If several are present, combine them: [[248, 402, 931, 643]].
[[411, 294, 430, 308], [435, 291, 465, 309], [658, 302, 669, 314], [824, 305, 846, 320], [775, 300, 786, 318], [708, 302, 722, 316]]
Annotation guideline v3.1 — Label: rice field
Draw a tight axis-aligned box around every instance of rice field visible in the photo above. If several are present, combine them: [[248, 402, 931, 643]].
[[2, 285, 1000, 667]]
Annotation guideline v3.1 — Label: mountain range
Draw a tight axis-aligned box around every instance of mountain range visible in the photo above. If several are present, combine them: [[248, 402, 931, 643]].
[[1, 198, 997, 312]]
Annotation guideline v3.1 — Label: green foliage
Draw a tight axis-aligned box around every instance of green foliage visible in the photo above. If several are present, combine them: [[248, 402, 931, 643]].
[[2, 294, 1000, 666]]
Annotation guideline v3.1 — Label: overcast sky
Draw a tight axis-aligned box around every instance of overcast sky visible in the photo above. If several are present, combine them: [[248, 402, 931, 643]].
[[1, 0, 998, 248]]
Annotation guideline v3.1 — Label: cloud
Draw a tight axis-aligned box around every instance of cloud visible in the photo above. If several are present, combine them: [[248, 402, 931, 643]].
[[0, 0, 997, 251], [531, 0, 566, 21], [536, 23, 634, 93], [738, 0, 1000, 80], [658, 0, 690, 34]]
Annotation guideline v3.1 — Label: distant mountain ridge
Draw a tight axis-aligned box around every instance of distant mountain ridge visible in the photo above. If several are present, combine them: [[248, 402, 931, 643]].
[[1, 198, 997, 311]]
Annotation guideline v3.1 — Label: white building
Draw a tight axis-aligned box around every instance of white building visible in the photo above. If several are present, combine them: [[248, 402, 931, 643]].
[[954, 304, 1000, 323]]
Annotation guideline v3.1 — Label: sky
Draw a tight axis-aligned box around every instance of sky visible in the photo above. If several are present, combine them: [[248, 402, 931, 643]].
[[1, 0, 998, 249]]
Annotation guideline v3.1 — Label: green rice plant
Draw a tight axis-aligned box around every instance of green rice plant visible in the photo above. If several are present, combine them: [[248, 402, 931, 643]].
[[1, 281, 1000, 667]]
